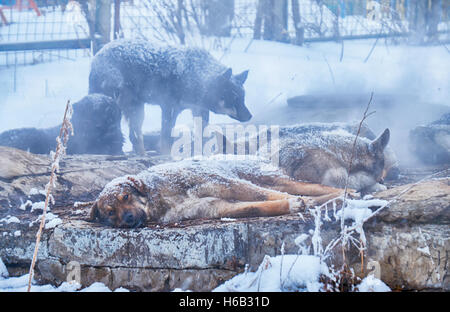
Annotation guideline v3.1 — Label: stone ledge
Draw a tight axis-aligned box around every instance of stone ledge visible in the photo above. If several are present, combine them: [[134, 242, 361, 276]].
[[0, 146, 448, 291]]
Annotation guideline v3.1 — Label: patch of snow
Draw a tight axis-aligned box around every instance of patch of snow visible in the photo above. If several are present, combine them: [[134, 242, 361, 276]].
[[172, 288, 192, 292], [0, 260, 128, 292], [30, 201, 49, 212], [73, 201, 88, 208], [417, 246, 431, 256], [213, 254, 330, 292], [357, 275, 391, 292], [0, 258, 8, 279], [29, 212, 62, 229], [45, 217, 63, 229], [0, 216, 20, 224], [28, 188, 46, 196], [13, 231, 21, 237], [337, 199, 388, 224], [19, 200, 32, 211], [80, 282, 112, 292], [220, 217, 236, 222]]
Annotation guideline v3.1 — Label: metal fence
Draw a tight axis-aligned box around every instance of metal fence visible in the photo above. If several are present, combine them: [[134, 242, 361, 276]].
[[0, 0, 91, 66], [1, 0, 449, 67]]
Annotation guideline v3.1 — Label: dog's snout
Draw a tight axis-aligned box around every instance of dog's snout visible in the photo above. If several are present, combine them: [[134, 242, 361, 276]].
[[123, 211, 135, 225]]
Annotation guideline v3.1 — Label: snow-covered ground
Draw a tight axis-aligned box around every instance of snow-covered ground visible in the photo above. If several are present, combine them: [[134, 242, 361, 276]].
[[213, 254, 390, 292]]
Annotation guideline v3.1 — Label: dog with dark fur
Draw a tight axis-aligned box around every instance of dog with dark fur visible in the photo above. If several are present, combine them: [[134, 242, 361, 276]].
[[0, 94, 123, 155], [89, 39, 252, 155]]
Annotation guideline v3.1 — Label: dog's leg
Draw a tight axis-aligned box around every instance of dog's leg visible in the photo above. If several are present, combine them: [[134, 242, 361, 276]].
[[191, 107, 210, 130], [128, 104, 146, 156], [218, 199, 301, 218], [117, 88, 146, 155], [161, 105, 181, 155], [246, 174, 345, 197], [193, 180, 295, 202]]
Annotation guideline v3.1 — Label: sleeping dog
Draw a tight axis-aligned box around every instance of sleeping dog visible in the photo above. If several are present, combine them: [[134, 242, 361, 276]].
[[89, 156, 353, 228], [0, 94, 123, 155]]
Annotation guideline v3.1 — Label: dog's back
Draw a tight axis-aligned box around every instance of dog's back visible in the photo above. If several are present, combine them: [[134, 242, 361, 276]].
[[0, 126, 58, 154], [0, 94, 123, 155], [68, 94, 123, 155], [89, 39, 226, 104], [89, 39, 252, 155]]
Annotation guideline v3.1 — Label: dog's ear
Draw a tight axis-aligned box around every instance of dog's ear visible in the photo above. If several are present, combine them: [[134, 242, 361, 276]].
[[234, 70, 249, 85], [370, 128, 390, 154], [220, 68, 233, 81], [89, 202, 99, 222], [127, 176, 147, 196]]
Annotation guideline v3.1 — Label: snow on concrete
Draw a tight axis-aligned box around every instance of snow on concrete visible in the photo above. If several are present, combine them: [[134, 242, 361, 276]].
[[0, 216, 20, 224], [0, 257, 129, 292], [0, 258, 8, 279], [214, 254, 331, 292], [357, 274, 391, 292]]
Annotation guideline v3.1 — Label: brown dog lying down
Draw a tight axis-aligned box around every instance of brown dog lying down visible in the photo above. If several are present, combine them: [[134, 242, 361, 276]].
[[90, 156, 351, 228]]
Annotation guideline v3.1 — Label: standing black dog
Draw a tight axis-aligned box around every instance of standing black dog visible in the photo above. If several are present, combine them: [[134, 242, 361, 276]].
[[0, 94, 123, 155], [89, 39, 252, 155]]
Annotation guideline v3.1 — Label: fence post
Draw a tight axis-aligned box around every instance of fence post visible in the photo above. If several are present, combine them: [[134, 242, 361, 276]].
[[204, 0, 235, 37], [261, 0, 288, 42], [96, 0, 112, 52], [114, 0, 121, 39], [291, 0, 304, 45], [84, 0, 111, 54]]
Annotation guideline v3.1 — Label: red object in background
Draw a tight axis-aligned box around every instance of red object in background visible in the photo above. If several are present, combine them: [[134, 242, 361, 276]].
[[14, 0, 41, 16], [0, 7, 8, 25]]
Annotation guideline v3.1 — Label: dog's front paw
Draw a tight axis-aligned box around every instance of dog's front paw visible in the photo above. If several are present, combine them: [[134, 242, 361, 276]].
[[288, 197, 305, 212]]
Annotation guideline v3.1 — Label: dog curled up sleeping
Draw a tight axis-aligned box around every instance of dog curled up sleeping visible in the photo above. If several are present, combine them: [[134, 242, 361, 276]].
[[90, 157, 353, 228], [0, 94, 123, 155]]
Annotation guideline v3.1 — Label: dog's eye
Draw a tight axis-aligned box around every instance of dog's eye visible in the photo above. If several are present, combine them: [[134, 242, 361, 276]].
[[123, 194, 129, 200], [108, 210, 114, 216]]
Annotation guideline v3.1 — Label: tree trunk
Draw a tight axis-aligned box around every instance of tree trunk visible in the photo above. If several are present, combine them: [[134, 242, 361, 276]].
[[80, 0, 111, 54], [176, 0, 186, 45], [203, 0, 235, 37], [253, 0, 264, 39], [113, 0, 121, 39], [426, 0, 440, 42], [408, 0, 427, 44], [96, 0, 112, 53], [291, 0, 304, 45], [262, 0, 288, 42]]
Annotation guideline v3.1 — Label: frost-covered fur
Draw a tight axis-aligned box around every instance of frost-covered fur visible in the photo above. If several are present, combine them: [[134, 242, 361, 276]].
[[89, 39, 252, 155], [279, 122, 399, 181], [0, 94, 123, 155], [275, 125, 391, 193], [219, 122, 392, 193], [90, 156, 347, 228], [409, 113, 450, 165]]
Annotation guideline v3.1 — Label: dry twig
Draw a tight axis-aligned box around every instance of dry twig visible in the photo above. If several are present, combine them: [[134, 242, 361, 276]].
[[27, 100, 73, 292], [340, 92, 375, 263]]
